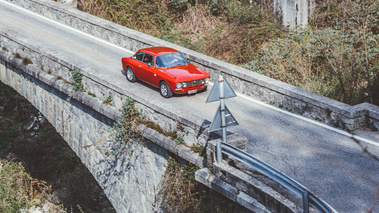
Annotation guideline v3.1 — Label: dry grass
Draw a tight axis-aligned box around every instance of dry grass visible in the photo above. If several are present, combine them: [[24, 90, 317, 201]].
[[175, 6, 219, 41], [0, 159, 65, 213], [77, 0, 285, 65], [78, 0, 172, 34]]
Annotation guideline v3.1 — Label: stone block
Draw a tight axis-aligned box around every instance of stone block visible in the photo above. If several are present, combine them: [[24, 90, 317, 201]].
[[237, 192, 270, 213]]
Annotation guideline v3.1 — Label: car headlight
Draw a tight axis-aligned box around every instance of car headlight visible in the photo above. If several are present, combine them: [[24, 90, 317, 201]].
[[176, 82, 187, 90], [201, 78, 210, 84]]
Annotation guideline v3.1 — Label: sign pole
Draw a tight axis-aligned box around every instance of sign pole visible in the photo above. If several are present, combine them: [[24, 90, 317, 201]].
[[217, 75, 226, 163], [206, 72, 238, 164]]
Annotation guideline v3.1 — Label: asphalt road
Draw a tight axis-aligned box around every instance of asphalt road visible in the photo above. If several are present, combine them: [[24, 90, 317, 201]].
[[1, 1, 378, 212]]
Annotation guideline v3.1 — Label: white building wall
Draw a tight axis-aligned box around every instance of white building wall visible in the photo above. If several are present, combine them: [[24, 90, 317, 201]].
[[274, 0, 316, 28]]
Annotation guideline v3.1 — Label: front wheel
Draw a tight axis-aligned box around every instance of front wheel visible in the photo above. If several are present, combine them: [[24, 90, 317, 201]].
[[199, 86, 208, 93], [160, 81, 173, 98], [126, 67, 137, 82]]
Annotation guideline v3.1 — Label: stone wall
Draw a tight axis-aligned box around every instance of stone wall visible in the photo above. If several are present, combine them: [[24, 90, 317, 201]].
[[6, 0, 379, 131]]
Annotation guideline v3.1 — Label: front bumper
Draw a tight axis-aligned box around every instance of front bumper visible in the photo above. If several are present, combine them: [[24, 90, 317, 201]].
[[174, 84, 207, 94]]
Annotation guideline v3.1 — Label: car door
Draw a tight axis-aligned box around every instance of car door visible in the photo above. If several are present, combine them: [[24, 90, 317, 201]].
[[139, 53, 158, 86], [131, 52, 145, 80]]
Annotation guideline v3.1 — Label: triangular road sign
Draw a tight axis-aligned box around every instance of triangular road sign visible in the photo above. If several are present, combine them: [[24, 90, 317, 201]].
[[206, 78, 237, 103], [209, 104, 239, 132]]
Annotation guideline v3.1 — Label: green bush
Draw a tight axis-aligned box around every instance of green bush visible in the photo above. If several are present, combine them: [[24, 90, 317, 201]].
[[70, 68, 84, 92], [103, 95, 113, 105], [246, 0, 379, 105], [107, 98, 142, 157]]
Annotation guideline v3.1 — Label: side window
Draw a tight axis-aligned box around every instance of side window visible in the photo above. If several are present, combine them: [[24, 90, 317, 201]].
[[134, 52, 145, 61], [143, 54, 153, 65], [155, 56, 163, 68]]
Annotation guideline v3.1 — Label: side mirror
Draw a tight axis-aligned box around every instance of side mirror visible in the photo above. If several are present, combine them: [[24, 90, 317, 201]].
[[148, 63, 152, 67]]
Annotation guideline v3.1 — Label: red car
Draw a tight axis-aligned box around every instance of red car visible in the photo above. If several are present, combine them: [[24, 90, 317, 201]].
[[122, 46, 210, 98]]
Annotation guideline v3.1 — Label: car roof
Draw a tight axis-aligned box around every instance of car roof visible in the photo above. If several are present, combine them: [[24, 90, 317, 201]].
[[138, 46, 180, 56]]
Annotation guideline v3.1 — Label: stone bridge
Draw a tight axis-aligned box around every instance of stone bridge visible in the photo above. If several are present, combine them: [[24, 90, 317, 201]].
[[1, 0, 378, 213], [1, 24, 298, 213], [0, 25, 293, 213]]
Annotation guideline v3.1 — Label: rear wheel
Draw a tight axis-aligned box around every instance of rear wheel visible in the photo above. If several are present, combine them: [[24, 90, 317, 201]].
[[126, 67, 136, 82], [160, 81, 173, 98]]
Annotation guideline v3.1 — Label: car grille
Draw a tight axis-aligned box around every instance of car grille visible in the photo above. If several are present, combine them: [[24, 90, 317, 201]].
[[185, 79, 203, 86]]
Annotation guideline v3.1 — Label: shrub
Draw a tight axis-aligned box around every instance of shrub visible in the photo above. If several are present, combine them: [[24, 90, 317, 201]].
[[70, 68, 85, 92], [103, 95, 112, 105], [246, 0, 379, 105], [106, 98, 142, 157], [191, 144, 205, 156], [175, 136, 184, 145]]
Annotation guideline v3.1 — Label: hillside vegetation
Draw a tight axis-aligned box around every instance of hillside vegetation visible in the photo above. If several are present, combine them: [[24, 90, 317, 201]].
[[247, 0, 379, 105], [78, 0, 378, 106], [78, 0, 285, 64]]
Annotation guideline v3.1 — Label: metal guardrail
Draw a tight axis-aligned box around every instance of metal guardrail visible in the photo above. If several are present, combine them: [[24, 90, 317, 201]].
[[221, 142, 338, 213]]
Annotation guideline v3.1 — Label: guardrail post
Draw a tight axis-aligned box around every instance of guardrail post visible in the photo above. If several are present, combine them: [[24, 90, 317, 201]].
[[303, 191, 309, 213]]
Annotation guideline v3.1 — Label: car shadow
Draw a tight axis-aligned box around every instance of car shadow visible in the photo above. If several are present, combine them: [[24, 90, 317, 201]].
[[121, 69, 170, 96], [120, 70, 208, 98]]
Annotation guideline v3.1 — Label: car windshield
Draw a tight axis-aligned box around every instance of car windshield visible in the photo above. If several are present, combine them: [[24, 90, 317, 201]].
[[155, 52, 188, 68]]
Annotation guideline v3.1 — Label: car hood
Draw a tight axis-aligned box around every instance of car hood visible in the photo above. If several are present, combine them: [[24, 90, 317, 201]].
[[164, 64, 208, 81]]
